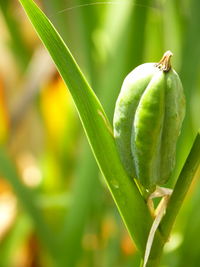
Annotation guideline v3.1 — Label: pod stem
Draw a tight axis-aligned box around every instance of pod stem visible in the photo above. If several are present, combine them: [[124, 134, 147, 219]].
[[143, 187, 172, 267], [143, 132, 200, 267], [155, 51, 173, 72]]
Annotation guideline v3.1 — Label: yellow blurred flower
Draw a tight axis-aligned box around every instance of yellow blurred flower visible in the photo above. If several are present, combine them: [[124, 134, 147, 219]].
[[0, 76, 9, 143]]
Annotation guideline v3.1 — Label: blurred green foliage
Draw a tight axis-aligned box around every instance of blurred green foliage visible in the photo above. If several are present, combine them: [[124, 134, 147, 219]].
[[0, 0, 199, 266]]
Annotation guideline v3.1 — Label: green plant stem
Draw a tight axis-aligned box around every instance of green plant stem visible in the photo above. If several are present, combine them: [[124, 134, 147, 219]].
[[145, 131, 200, 266], [175, 0, 200, 180], [160, 132, 200, 239]]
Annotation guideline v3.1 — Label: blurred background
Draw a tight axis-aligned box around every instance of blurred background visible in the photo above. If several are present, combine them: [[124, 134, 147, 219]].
[[0, 0, 200, 266]]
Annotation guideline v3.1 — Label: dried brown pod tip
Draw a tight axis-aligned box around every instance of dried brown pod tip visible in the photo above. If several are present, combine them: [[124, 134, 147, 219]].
[[155, 50, 173, 72]]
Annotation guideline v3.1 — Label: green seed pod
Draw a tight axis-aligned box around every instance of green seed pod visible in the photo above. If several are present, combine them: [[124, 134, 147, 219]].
[[113, 51, 185, 193]]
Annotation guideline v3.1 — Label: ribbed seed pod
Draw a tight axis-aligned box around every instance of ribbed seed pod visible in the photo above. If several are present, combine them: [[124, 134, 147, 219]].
[[113, 51, 185, 193]]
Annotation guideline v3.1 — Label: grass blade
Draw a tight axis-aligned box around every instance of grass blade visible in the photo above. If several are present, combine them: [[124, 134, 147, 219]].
[[0, 148, 58, 259], [0, 0, 30, 69], [146, 132, 200, 266], [160, 132, 200, 240], [18, 0, 162, 253], [174, 0, 200, 178]]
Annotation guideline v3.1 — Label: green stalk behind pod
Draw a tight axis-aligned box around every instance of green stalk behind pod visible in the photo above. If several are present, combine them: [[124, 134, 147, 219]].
[[113, 51, 185, 194]]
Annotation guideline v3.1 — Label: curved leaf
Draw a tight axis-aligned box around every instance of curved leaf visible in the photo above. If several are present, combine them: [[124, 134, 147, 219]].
[[18, 0, 162, 253]]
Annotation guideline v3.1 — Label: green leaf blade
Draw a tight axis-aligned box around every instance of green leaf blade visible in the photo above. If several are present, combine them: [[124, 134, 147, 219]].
[[18, 0, 162, 253]]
